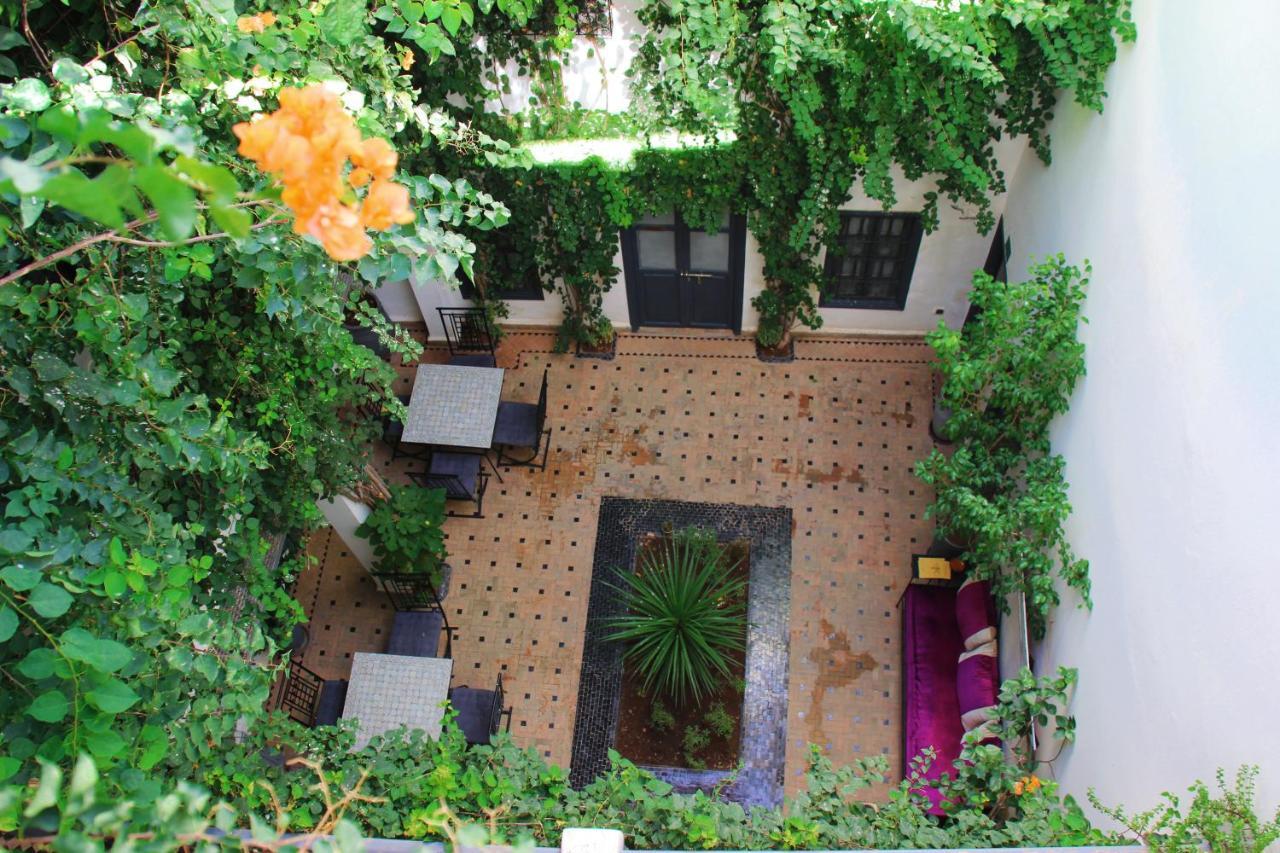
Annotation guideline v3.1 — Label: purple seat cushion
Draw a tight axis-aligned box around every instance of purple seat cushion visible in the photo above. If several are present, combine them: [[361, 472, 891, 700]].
[[955, 578, 996, 650], [956, 642, 999, 718], [902, 585, 964, 790]]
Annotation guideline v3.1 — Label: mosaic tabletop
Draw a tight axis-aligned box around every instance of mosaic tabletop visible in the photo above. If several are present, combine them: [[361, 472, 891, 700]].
[[403, 364, 505, 450], [342, 652, 453, 749]]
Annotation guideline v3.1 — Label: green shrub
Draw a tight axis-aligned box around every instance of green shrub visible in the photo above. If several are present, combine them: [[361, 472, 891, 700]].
[[916, 256, 1090, 636], [1092, 766, 1280, 852], [704, 702, 734, 740], [356, 484, 448, 586], [682, 725, 710, 769], [650, 699, 676, 733], [755, 316, 784, 349], [605, 527, 747, 705]]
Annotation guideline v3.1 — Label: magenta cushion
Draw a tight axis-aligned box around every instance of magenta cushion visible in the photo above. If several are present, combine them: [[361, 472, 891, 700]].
[[956, 643, 999, 716], [955, 578, 995, 649], [902, 584, 964, 802]]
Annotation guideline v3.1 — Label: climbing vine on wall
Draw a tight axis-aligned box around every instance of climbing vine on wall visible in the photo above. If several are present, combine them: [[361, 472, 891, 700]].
[[619, 0, 1137, 344]]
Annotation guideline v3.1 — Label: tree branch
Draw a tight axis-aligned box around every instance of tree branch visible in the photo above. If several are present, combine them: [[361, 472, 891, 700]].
[[0, 215, 285, 288]]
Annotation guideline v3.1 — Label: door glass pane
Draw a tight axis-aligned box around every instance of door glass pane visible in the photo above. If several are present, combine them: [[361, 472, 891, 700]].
[[689, 230, 730, 272], [637, 229, 676, 269], [639, 211, 676, 226]]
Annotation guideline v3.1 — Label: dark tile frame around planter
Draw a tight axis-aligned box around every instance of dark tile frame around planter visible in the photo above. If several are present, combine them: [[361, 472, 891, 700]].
[[569, 497, 792, 809]]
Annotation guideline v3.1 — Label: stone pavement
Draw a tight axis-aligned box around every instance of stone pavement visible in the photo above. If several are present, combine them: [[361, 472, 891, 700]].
[[291, 327, 938, 799]]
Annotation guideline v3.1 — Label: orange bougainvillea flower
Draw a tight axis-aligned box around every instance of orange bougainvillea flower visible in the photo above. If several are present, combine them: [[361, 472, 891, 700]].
[[232, 84, 415, 261], [400, 48, 415, 70], [236, 11, 277, 33], [350, 137, 398, 180], [1012, 775, 1042, 796], [361, 179, 415, 230], [306, 203, 372, 262]]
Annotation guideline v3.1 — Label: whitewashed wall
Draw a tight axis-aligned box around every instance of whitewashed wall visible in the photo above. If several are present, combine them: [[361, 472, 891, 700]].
[[384, 0, 1021, 336], [1001, 0, 1280, 819]]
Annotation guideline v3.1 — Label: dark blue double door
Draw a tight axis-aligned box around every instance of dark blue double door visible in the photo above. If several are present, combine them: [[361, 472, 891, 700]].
[[620, 210, 747, 333]]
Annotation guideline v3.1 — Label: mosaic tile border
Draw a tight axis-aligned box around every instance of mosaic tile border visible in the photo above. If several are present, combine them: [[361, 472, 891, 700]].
[[569, 497, 792, 809]]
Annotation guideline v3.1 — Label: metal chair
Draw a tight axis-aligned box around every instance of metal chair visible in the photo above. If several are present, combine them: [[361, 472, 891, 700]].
[[278, 659, 348, 727], [379, 575, 456, 658], [386, 610, 455, 658], [492, 367, 551, 469], [381, 394, 430, 462], [438, 307, 497, 367], [449, 673, 513, 746], [409, 452, 489, 518]]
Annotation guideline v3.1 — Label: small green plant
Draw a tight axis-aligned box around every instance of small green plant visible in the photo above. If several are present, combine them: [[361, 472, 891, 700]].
[[755, 316, 784, 349], [704, 702, 734, 740], [650, 699, 675, 733], [1092, 766, 1280, 852], [682, 724, 710, 769], [356, 484, 449, 587], [605, 527, 747, 706]]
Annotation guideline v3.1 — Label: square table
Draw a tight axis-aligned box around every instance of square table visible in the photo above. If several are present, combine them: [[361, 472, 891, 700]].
[[341, 652, 453, 749], [402, 364, 505, 451]]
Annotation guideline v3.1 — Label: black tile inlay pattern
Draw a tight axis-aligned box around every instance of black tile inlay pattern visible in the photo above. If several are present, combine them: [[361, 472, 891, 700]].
[[570, 497, 792, 809]]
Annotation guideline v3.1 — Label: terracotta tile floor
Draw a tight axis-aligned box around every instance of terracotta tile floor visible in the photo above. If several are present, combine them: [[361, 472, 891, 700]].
[[291, 328, 938, 797]]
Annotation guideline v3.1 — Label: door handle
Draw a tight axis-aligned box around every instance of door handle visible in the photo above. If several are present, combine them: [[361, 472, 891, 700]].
[[683, 272, 714, 280]]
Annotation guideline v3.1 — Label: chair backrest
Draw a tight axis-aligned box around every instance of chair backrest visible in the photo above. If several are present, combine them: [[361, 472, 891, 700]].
[[377, 571, 448, 618], [488, 673, 506, 735], [437, 308, 495, 357], [409, 470, 475, 501], [535, 368, 549, 431], [279, 659, 324, 726]]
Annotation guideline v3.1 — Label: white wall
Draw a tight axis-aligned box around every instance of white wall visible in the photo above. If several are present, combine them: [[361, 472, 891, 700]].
[[374, 279, 423, 324], [1001, 0, 1280, 818], [422, 161, 1020, 337], [316, 496, 375, 570]]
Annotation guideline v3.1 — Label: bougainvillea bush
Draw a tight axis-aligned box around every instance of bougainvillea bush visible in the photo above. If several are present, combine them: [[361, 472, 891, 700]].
[[0, 0, 513, 794]]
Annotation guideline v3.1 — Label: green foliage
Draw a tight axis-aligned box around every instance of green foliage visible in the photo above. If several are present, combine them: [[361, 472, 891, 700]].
[[1092, 766, 1280, 852], [204, 685, 1138, 851], [628, 0, 1136, 341], [704, 702, 735, 740], [755, 316, 784, 350], [649, 698, 675, 733], [0, 0, 523, 794], [916, 255, 1091, 635], [681, 724, 710, 770], [12, 677, 1250, 853], [0, 753, 371, 851], [605, 527, 746, 706], [356, 484, 448, 584]]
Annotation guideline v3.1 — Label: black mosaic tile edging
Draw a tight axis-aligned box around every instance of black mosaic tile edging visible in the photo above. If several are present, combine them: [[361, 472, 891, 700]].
[[569, 497, 792, 809]]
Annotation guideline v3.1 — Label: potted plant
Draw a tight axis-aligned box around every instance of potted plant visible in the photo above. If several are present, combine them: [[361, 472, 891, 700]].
[[355, 484, 450, 595], [575, 314, 617, 360]]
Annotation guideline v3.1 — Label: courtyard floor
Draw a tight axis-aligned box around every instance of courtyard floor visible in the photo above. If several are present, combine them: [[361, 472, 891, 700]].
[[290, 327, 938, 798]]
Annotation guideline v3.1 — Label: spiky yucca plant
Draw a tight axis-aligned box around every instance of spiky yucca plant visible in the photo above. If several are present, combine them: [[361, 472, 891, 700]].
[[606, 527, 747, 706]]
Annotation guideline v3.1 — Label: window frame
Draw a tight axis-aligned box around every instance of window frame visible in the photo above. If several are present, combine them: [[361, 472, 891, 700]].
[[819, 211, 924, 311]]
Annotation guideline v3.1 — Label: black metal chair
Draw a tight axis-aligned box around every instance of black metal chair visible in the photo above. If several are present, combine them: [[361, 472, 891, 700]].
[[449, 673, 512, 746], [409, 452, 489, 518], [379, 575, 456, 658], [386, 610, 455, 658], [381, 394, 430, 462], [438, 307, 496, 367], [278, 659, 348, 727], [492, 367, 551, 470], [377, 571, 447, 612]]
